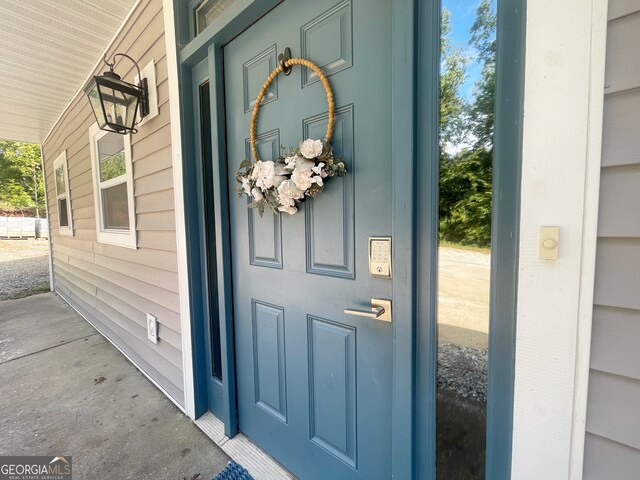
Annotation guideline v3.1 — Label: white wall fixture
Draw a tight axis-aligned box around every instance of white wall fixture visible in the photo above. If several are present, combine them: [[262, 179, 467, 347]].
[[147, 313, 158, 344], [135, 60, 159, 126]]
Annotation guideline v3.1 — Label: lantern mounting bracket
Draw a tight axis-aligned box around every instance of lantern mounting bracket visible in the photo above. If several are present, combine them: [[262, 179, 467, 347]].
[[102, 53, 150, 120]]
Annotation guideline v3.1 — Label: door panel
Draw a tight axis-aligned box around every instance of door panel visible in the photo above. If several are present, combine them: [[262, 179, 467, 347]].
[[246, 131, 283, 268], [223, 0, 392, 478], [304, 105, 355, 278]]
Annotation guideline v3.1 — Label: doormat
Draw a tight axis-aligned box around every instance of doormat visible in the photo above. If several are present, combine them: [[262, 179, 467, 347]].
[[212, 461, 254, 480]]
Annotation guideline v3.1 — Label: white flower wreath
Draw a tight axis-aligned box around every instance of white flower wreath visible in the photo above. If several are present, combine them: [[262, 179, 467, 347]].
[[236, 139, 346, 216], [234, 56, 346, 216]]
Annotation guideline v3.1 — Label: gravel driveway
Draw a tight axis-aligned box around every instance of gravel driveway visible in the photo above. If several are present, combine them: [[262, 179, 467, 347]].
[[437, 246, 490, 404], [0, 239, 50, 301]]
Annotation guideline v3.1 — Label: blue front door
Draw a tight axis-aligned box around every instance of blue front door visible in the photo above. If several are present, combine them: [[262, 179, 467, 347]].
[[224, 1, 393, 477]]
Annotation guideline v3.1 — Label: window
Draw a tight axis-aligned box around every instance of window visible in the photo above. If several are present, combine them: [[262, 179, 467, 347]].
[[89, 123, 137, 248], [192, 0, 238, 36], [53, 151, 73, 236]]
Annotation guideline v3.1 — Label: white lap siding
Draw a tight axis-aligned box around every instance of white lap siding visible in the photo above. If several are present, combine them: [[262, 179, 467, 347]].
[[42, 0, 184, 406], [584, 1, 640, 476]]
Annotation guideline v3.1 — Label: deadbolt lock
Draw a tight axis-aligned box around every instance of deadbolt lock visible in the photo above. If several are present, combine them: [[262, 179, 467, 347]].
[[369, 237, 392, 278]]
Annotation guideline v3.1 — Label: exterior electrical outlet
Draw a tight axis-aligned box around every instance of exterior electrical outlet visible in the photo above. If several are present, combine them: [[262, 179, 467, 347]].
[[146, 313, 157, 344]]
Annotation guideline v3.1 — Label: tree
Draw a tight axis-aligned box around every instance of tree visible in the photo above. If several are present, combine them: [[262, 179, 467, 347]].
[[439, 9, 471, 150], [438, 0, 496, 248], [469, 0, 497, 149], [0, 141, 45, 217], [439, 148, 493, 247]]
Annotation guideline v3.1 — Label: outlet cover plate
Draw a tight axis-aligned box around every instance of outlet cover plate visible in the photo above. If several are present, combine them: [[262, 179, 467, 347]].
[[147, 313, 158, 344]]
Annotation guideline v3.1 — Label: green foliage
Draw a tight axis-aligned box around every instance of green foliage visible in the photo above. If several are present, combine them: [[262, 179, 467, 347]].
[[438, 0, 496, 248], [440, 9, 471, 148], [439, 148, 492, 247], [100, 152, 126, 182], [470, 0, 497, 61], [469, 0, 497, 149], [0, 141, 45, 216]]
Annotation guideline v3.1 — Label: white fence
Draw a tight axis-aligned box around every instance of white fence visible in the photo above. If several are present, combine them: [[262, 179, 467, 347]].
[[0, 217, 48, 238]]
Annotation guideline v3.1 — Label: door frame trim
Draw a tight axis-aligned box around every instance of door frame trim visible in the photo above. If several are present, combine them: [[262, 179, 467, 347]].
[[163, 0, 196, 419], [167, 0, 525, 477], [170, 0, 284, 436], [391, 1, 437, 478], [511, 1, 607, 478], [485, 1, 526, 478], [568, 3, 608, 476], [172, 0, 428, 470], [408, 1, 528, 478], [190, 59, 226, 419], [413, 1, 440, 478], [206, 42, 238, 435]]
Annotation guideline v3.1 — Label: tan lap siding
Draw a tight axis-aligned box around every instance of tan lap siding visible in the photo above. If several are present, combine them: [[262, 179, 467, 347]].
[[42, 0, 184, 406], [585, 1, 640, 476]]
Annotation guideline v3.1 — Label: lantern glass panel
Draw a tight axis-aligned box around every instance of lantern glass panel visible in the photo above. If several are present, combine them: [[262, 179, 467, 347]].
[[86, 83, 108, 128], [124, 90, 139, 128], [97, 83, 140, 131]]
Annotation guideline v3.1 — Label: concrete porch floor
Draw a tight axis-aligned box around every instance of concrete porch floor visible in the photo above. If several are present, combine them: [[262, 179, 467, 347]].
[[0, 293, 229, 479]]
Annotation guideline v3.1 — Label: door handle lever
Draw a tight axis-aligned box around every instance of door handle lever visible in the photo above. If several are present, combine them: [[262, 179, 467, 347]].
[[344, 305, 385, 318], [344, 298, 392, 322]]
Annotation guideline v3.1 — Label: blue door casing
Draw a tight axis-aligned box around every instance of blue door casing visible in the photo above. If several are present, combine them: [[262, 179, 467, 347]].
[[192, 59, 225, 418], [176, 0, 524, 477]]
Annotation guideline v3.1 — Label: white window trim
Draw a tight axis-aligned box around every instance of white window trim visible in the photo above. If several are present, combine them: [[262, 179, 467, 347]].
[[88, 123, 137, 249], [53, 150, 73, 236]]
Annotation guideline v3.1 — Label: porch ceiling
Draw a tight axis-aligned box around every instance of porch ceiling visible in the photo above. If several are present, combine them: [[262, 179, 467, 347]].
[[0, 0, 138, 145]]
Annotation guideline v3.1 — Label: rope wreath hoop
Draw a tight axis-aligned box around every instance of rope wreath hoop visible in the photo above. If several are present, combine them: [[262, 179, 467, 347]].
[[250, 58, 335, 163], [235, 55, 346, 216]]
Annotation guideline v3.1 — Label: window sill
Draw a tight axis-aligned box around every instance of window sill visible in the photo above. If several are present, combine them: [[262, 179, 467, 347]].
[[97, 230, 137, 250]]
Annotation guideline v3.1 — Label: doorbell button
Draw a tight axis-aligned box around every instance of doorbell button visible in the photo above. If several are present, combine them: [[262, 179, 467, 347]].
[[539, 227, 559, 261]]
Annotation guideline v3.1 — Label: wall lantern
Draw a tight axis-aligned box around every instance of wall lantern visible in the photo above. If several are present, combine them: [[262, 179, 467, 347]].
[[84, 53, 149, 135]]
